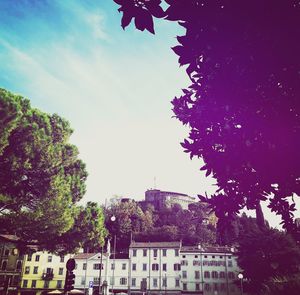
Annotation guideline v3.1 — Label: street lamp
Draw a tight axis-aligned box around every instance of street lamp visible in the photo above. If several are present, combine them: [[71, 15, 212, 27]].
[[110, 215, 116, 295], [237, 273, 244, 295]]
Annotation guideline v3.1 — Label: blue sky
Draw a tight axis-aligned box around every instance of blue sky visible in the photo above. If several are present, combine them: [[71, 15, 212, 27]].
[[0, 0, 294, 226]]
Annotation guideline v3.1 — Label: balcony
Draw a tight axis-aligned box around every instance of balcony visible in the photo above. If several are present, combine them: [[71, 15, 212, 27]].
[[42, 270, 54, 280]]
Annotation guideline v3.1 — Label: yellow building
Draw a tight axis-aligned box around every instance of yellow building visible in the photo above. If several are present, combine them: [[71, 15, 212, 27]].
[[20, 251, 72, 295]]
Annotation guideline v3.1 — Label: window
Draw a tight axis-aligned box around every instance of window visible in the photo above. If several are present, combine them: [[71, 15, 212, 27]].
[[220, 283, 226, 291], [143, 249, 147, 257], [152, 264, 159, 271], [122, 263, 126, 270], [205, 283, 210, 291], [83, 263, 87, 270], [182, 283, 187, 290], [93, 277, 100, 284], [60, 256, 65, 263], [182, 271, 187, 279], [44, 281, 49, 288], [93, 263, 102, 270], [228, 272, 235, 279], [174, 263, 181, 271], [35, 255, 40, 262], [57, 280, 63, 289], [162, 263, 167, 271], [132, 263, 136, 271], [46, 268, 53, 274], [204, 255, 208, 258], [195, 283, 200, 291], [111, 263, 115, 270], [212, 271, 218, 279], [133, 249, 137, 257], [212, 255, 215, 259], [195, 271, 200, 279], [182, 255, 186, 258], [181, 260, 188, 266], [219, 271, 225, 279], [33, 266, 38, 274], [228, 256, 232, 259], [143, 264, 147, 271], [153, 278, 158, 287], [23, 280, 28, 288], [162, 249, 167, 256], [175, 249, 179, 256], [81, 277, 86, 285], [31, 280, 37, 288], [25, 266, 30, 274], [195, 255, 198, 258], [132, 278, 136, 287], [214, 283, 218, 291], [228, 261, 233, 267], [220, 256, 223, 259], [4, 249, 9, 256], [175, 279, 180, 287], [153, 249, 158, 257], [27, 254, 32, 261], [162, 278, 167, 287], [59, 268, 64, 275], [204, 271, 210, 278], [16, 261, 22, 270], [1, 261, 7, 271], [47, 256, 52, 263], [120, 278, 127, 285]]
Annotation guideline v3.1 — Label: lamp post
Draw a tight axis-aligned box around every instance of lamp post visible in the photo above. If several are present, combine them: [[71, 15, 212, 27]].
[[164, 272, 167, 295], [110, 215, 116, 295], [237, 273, 244, 295]]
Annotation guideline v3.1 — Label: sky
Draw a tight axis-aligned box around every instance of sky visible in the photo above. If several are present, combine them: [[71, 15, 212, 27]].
[[0, 0, 297, 227]]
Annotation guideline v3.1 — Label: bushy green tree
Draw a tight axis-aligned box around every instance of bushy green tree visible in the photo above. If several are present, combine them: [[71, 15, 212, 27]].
[[0, 88, 106, 253]]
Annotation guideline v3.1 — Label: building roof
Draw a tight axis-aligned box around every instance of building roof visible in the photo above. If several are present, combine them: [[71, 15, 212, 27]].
[[130, 241, 181, 248], [74, 253, 99, 260], [109, 253, 129, 259], [181, 245, 235, 254], [0, 234, 20, 242]]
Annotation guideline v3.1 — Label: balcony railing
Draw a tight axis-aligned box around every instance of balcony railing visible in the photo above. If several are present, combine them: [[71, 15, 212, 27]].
[[42, 272, 54, 280]]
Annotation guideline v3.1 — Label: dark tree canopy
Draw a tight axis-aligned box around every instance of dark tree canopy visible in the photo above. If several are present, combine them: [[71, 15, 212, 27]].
[[0, 89, 106, 253], [114, 0, 300, 234], [238, 228, 300, 294]]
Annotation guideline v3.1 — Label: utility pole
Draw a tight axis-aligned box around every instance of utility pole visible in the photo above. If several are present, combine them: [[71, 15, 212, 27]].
[[98, 246, 104, 295]]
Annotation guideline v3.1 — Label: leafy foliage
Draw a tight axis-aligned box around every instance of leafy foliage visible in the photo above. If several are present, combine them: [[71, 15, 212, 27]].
[[238, 228, 300, 293], [0, 89, 105, 253], [105, 198, 216, 248], [113, 0, 300, 235]]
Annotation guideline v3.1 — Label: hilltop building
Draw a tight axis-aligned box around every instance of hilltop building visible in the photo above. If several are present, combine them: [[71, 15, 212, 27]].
[[140, 189, 196, 210]]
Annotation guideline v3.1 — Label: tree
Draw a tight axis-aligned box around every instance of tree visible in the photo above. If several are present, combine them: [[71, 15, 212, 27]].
[[0, 88, 105, 252], [104, 198, 154, 250], [48, 202, 107, 254], [113, 0, 300, 234], [238, 228, 300, 294]]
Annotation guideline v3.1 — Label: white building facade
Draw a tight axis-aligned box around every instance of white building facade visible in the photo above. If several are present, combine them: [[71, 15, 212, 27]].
[[73, 242, 242, 295]]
